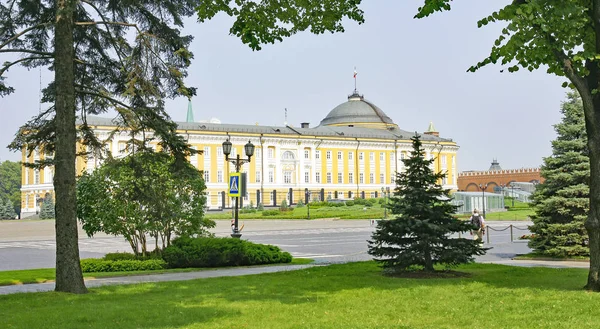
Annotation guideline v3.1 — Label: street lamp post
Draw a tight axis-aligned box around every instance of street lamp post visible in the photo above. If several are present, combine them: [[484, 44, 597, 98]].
[[381, 187, 387, 219], [510, 183, 515, 207], [223, 139, 255, 238], [305, 188, 310, 220], [478, 183, 488, 218]]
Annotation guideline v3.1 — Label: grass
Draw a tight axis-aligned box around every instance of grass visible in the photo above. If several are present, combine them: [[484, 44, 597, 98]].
[[0, 258, 314, 286], [514, 252, 590, 261], [207, 197, 536, 221], [205, 203, 386, 220], [1, 262, 599, 328]]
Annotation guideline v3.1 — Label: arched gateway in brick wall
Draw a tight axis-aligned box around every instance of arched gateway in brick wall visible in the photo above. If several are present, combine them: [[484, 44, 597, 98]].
[[457, 160, 543, 192]]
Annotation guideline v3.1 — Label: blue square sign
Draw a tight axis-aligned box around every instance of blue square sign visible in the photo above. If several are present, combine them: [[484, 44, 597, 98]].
[[229, 173, 241, 197]]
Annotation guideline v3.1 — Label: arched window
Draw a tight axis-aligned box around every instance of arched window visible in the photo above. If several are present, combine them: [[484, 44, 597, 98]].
[[282, 151, 295, 160]]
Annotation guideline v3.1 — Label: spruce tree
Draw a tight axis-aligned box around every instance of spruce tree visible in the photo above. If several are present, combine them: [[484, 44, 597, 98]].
[[0, 197, 8, 219], [529, 92, 589, 257], [4, 198, 16, 219], [39, 194, 55, 220], [368, 134, 485, 273]]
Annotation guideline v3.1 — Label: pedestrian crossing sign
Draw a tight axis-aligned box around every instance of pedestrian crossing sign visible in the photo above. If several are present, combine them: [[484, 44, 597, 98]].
[[229, 173, 241, 197]]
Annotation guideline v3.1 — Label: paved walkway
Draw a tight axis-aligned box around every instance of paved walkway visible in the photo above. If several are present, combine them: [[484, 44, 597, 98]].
[[0, 264, 317, 295], [0, 258, 590, 295]]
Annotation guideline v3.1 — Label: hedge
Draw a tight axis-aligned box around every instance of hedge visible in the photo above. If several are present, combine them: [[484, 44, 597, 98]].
[[80, 258, 167, 273], [163, 237, 292, 269]]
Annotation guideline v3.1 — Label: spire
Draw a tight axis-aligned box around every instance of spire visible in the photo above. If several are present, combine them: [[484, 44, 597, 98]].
[[186, 98, 194, 123], [424, 121, 439, 137], [489, 159, 502, 171], [427, 121, 436, 132]]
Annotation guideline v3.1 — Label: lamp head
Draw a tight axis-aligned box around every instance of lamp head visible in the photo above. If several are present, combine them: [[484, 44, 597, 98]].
[[222, 139, 232, 160], [244, 140, 255, 160]]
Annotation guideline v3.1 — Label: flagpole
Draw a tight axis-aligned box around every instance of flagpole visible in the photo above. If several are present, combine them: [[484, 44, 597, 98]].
[[353, 67, 357, 92]]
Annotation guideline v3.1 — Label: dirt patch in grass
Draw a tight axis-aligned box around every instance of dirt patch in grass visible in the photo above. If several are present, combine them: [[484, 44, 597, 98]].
[[384, 270, 471, 279]]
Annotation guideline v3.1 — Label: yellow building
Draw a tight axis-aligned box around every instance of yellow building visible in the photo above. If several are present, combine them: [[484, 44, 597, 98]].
[[20, 90, 459, 217]]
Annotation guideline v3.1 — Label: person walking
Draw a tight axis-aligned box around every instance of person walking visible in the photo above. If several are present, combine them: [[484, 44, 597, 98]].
[[469, 209, 485, 245]]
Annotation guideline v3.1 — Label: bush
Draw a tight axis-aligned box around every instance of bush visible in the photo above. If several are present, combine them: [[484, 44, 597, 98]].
[[296, 199, 305, 208], [279, 199, 288, 211], [262, 210, 279, 216], [163, 237, 292, 269], [103, 252, 136, 261], [257, 203, 264, 211], [80, 258, 167, 273], [346, 201, 355, 206]]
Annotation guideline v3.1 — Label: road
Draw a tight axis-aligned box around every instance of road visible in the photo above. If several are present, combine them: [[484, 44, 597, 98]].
[[0, 219, 537, 271]]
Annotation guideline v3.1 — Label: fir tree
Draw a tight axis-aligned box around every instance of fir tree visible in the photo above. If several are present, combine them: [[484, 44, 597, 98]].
[[529, 92, 589, 257], [39, 194, 55, 220], [0, 197, 8, 219], [4, 198, 16, 219], [368, 134, 485, 273]]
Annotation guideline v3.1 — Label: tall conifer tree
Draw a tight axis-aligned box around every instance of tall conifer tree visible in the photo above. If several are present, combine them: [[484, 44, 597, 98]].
[[368, 134, 485, 273], [1, 0, 364, 293], [529, 92, 589, 257]]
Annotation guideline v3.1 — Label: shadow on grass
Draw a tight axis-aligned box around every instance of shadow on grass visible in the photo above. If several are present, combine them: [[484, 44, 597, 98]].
[[2, 283, 236, 329]]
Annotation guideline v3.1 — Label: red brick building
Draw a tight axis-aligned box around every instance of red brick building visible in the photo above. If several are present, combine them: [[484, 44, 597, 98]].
[[457, 160, 543, 192]]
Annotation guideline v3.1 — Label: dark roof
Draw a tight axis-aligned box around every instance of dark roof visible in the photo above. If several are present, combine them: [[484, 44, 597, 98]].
[[81, 116, 452, 142]]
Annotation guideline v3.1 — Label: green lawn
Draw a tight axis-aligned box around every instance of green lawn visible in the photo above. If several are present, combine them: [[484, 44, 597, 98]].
[[0, 258, 314, 286], [1, 262, 598, 328], [206, 198, 535, 221], [514, 252, 590, 261], [205, 203, 386, 220]]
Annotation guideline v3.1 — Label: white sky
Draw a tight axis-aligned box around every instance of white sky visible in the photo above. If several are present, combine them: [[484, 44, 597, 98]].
[[0, 0, 565, 171]]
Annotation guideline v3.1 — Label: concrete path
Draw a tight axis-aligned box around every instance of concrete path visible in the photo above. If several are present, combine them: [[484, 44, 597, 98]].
[[0, 264, 317, 295]]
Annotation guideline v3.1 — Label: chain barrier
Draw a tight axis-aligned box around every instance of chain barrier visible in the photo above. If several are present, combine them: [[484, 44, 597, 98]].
[[482, 224, 531, 244]]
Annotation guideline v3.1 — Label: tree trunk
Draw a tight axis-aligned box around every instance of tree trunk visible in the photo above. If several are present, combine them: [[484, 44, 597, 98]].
[[53, 0, 87, 293], [423, 243, 434, 272], [584, 96, 600, 291]]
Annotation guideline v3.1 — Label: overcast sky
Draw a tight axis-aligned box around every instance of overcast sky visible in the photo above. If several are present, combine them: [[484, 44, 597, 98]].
[[0, 0, 566, 171]]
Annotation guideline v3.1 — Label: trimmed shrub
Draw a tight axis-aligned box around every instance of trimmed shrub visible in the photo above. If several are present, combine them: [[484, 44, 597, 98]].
[[279, 199, 288, 211], [80, 258, 167, 273], [346, 201, 355, 206], [296, 199, 305, 208], [163, 237, 292, 269], [103, 252, 136, 261], [262, 210, 279, 216]]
